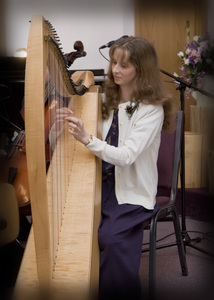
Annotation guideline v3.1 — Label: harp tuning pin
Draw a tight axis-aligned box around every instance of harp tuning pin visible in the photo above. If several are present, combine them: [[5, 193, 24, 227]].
[[45, 20, 52, 27]]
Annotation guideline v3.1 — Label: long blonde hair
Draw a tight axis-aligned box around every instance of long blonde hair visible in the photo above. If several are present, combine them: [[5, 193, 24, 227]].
[[103, 36, 175, 130]]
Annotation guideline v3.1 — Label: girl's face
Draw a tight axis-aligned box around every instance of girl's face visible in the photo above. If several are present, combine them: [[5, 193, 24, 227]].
[[111, 48, 137, 89]]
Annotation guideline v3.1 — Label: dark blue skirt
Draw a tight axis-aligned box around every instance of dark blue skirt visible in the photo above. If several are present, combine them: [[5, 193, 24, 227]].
[[98, 174, 158, 300]]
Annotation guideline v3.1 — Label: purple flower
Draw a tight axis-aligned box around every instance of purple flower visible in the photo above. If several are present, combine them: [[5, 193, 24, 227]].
[[187, 41, 197, 50], [189, 56, 196, 67], [177, 33, 213, 94]]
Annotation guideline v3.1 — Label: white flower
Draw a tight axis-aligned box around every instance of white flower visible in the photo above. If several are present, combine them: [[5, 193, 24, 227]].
[[184, 58, 190, 65], [194, 57, 201, 64], [177, 51, 184, 58], [193, 36, 200, 42], [185, 48, 191, 55]]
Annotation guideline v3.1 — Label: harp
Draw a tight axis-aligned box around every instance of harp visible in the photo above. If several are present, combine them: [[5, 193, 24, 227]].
[[15, 16, 102, 300]]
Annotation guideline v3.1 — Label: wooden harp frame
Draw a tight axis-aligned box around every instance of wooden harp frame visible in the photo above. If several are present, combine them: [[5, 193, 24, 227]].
[[15, 15, 102, 300]]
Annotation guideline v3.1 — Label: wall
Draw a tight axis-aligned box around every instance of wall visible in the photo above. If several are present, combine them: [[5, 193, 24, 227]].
[[134, 0, 213, 131], [4, 0, 213, 72], [4, 0, 134, 73]]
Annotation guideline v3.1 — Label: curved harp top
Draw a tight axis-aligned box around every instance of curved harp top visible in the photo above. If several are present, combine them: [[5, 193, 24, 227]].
[[15, 15, 101, 300], [71, 70, 95, 90]]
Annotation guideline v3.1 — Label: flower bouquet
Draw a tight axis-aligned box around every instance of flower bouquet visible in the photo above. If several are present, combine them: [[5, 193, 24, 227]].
[[176, 33, 213, 95]]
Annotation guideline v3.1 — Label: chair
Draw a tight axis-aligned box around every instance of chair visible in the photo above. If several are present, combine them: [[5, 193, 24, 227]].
[[0, 183, 24, 292], [0, 183, 20, 247], [142, 110, 188, 299]]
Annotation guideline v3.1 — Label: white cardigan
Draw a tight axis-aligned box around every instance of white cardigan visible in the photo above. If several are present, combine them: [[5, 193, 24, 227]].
[[86, 101, 164, 209]]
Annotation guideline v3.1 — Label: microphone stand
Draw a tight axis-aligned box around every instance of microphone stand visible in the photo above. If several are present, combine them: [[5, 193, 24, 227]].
[[160, 68, 214, 257]]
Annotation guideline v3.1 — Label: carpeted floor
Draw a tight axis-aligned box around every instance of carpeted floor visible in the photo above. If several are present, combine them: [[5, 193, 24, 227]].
[[1, 216, 213, 300], [140, 217, 214, 300]]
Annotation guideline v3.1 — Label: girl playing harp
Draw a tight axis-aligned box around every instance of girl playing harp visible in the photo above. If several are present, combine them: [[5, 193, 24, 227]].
[[55, 36, 174, 300]]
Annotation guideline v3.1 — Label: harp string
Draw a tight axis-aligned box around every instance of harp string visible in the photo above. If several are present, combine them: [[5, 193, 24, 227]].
[[49, 50, 60, 266], [46, 44, 57, 266], [44, 18, 96, 274], [46, 38, 74, 269]]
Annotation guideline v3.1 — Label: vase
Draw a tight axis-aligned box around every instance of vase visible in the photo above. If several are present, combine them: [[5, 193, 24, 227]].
[[191, 75, 214, 107]]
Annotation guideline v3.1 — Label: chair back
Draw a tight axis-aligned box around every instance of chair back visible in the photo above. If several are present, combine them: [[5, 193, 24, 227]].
[[157, 111, 184, 201]]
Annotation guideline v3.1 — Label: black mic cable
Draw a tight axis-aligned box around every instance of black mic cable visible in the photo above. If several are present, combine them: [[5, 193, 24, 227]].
[[99, 35, 129, 49], [99, 35, 129, 61]]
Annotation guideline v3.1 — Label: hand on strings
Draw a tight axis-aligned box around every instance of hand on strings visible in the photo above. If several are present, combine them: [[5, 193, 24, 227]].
[[53, 107, 73, 131], [65, 116, 90, 146]]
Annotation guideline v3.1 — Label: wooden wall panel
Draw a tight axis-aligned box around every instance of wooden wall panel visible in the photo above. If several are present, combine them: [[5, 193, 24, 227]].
[[134, 0, 208, 130]]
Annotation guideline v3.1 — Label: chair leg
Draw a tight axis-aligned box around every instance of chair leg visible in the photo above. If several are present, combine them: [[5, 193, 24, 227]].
[[147, 208, 188, 300], [171, 209, 188, 276], [148, 216, 158, 300]]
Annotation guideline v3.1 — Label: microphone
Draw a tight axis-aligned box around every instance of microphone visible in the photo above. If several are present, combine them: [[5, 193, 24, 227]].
[[99, 35, 129, 49]]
